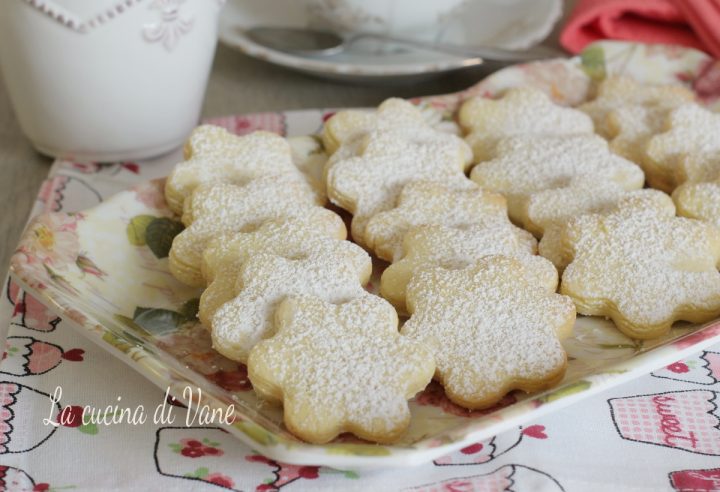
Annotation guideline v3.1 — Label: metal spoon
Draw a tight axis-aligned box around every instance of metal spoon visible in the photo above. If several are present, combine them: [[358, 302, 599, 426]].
[[245, 26, 564, 62]]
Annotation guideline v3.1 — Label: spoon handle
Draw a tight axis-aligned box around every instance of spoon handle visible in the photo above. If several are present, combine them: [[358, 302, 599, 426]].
[[346, 32, 564, 62]]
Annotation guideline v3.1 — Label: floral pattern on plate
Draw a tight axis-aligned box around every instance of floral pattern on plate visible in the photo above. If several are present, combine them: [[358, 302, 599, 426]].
[[10, 41, 720, 469]]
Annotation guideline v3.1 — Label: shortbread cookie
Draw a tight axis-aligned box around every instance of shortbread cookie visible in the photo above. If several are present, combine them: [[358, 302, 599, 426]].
[[578, 76, 694, 138], [321, 98, 428, 155], [458, 87, 594, 161], [402, 255, 575, 409], [559, 206, 720, 339], [288, 135, 328, 195], [165, 126, 316, 214], [199, 214, 347, 327], [470, 134, 645, 231], [673, 179, 720, 228], [380, 222, 558, 313], [169, 177, 321, 286], [364, 180, 507, 262], [539, 188, 675, 270], [606, 103, 690, 184], [211, 240, 372, 363], [645, 104, 720, 191], [326, 125, 474, 247], [248, 294, 434, 444]]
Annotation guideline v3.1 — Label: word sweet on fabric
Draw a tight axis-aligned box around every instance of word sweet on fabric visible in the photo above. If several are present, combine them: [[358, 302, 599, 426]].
[[42, 386, 235, 427], [652, 395, 699, 449]]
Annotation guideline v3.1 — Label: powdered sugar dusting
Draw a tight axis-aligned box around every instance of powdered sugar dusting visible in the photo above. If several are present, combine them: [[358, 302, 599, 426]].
[[402, 256, 574, 409], [539, 188, 675, 269], [165, 126, 318, 214], [646, 103, 720, 187], [199, 213, 347, 327], [459, 87, 594, 161], [327, 127, 474, 246], [673, 179, 720, 228], [380, 221, 559, 312], [579, 76, 694, 138], [470, 134, 645, 229], [364, 181, 507, 262], [211, 240, 371, 363], [321, 98, 457, 156], [561, 206, 720, 338], [248, 294, 434, 443], [169, 176, 326, 286]]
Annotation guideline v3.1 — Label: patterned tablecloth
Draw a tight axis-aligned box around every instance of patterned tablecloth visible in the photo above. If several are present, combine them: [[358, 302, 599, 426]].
[[2, 107, 720, 492]]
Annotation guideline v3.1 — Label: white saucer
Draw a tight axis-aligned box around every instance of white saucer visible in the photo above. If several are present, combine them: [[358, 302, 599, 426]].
[[218, 0, 562, 82]]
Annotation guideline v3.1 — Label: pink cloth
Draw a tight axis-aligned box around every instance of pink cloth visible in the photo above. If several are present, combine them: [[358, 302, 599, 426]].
[[560, 0, 720, 58]]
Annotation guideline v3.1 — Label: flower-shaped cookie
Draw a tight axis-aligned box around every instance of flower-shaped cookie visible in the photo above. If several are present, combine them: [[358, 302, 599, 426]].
[[326, 126, 474, 247], [211, 240, 371, 363], [559, 206, 720, 339], [578, 76, 694, 138], [199, 214, 347, 327], [645, 103, 720, 191], [470, 134, 645, 232], [539, 188, 675, 270], [321, 98, 429, 155], [402, 255, 575, 409], [380, 222, 557, 313], [248, 294, 434, 443], [169, 177, 322, 286], [673, 179, 720, 228], [364, 180, 507, 262], [458, 87, 594, 161], [606, 102, 693, 189], [165, 125, 317, 214]]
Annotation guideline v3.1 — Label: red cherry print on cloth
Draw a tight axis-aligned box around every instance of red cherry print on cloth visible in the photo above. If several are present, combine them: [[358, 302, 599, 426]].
[[245, 454, 322, 491], [669, 467, 720, 491], [181, 447, 204, 458], [297, 466, 319, 479], [61, 348, 84, 362], [57, 406, 84, 428], [178, 438, 224, 458], [205, 473, 234, 488], [460, 443, 484, 454], [522, 425, 548, 439], [667, 361, 690, 374]]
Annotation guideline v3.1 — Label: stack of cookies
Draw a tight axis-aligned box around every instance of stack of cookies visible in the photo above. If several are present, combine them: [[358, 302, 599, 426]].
[[163, 78, 720, 445]]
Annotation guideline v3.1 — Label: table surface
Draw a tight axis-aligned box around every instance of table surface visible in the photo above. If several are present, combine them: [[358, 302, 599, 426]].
[[0, 2, 573, 284]]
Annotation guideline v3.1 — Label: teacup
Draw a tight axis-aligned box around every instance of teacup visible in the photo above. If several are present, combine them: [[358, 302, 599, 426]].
[[305, 0, 467, 40], [0, 0, 223, 162]]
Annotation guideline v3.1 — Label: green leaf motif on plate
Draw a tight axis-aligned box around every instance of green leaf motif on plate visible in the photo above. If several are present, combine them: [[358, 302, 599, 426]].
[[145, 217, 184, 258], [179, 298, 200, 320], [126, 215, 156, 246], [234, 421, 277, 446], [539, 380, 592, 404], [580, 45, 606, 81], [326, 443, 391, 456], [133, 306, 187, 336]]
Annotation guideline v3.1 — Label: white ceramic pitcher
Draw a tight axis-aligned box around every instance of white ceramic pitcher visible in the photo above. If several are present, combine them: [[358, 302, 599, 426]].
[[0, 0, 223, 161]]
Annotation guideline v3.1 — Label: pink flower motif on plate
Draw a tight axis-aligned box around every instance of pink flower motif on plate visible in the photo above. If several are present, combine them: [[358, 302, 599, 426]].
[[694, 59, 720, 103], [12, 213, 83, 292], [134, 179, 168, 210], [205, 113, 286, 136]]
